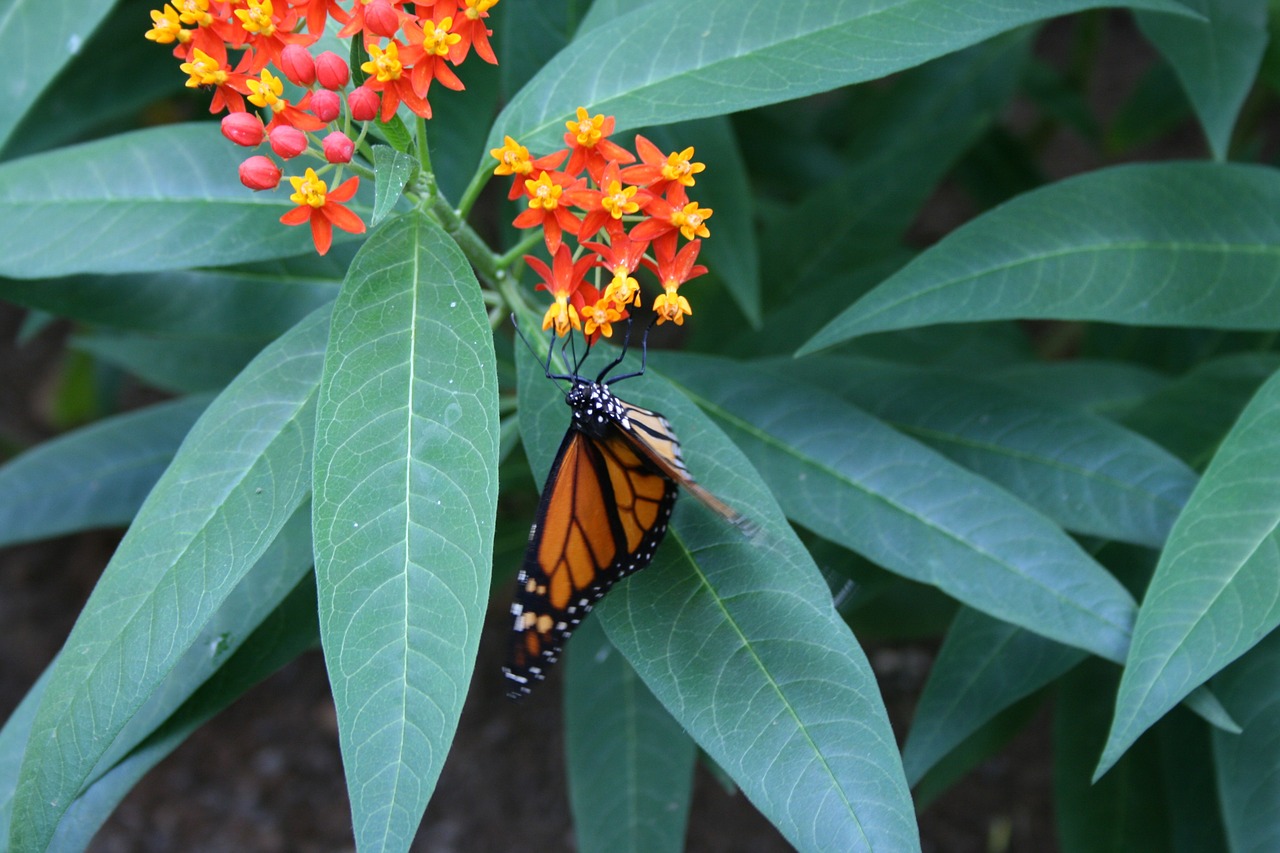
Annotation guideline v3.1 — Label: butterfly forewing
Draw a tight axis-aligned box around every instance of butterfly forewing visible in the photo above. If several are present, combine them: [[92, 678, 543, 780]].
[[504, 411, 677, 699]]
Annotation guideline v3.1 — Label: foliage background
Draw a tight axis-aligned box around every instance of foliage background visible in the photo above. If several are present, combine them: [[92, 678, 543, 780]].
[[3, 0, 1280, 851]]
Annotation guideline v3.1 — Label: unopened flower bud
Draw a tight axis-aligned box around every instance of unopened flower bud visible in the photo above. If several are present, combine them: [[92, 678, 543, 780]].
[[310, 89, 341, 123], [347, 86, 380, 122], [221, 112, 264, 147], [364, 0, 400, 37], [239, 155, 281, 190], [269, 125, 308, 159], [279, 44, 316, 87], [314, 51, 350, 90], [323, 131, 355, 164]]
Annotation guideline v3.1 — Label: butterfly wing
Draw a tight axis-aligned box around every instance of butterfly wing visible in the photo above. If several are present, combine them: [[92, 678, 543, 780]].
[[616, 398, 751, 529], [503, 427, 677, 699]]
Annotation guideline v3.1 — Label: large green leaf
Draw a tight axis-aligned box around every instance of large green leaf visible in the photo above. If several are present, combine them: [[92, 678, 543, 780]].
[[656, 352, 1137, 663], [1100, 367, 1280, 778], [486, 0, 1194, 159], [989, 359, 1169, 417], [2, 3, 185, 160], [0, 0, 114, 151], [788, 356, 1197, 547], [0, 124, 360, 278], [70, 329, 269, 394], [515, 340, 920, 853], [902, 607, 1084, 785], [0, 396, 209, 547], [564, 616, 695, 853], [799, 163, 1280, 353], [312, 212, 498, 853], [1136, 0, 1268, 161], [9, 305, 330, 853], [0, 253, 345, 334], [1211, 629, 1280, 853]]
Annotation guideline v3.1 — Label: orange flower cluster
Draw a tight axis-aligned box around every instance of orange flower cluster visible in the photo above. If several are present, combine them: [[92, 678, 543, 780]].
[[145, 0, 500, 253], [492, 109, 712, 339]]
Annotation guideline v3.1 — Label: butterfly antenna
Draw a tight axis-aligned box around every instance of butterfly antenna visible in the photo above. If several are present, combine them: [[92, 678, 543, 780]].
[[511, 313, 576, 385]]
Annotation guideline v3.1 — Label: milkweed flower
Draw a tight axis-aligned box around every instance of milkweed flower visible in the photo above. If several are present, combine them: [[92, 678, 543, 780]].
[[280, 169, 365, 255], [526, 245, 594, 337], [645, 239, 706, 326]]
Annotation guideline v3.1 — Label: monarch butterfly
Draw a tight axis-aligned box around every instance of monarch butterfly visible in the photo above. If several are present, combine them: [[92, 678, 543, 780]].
[[503, 325, 750, 699]]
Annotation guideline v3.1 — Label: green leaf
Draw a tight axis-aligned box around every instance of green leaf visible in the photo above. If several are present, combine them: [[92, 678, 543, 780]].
[[0, 124, 359, 278], [1119, 352, 1280, 467], [70, 329, 270, 394], [0, 253, 343, 335], [989, 360, 1169, 417], [799, 162, 1280, 353], [2, 5, 183, 161], [372, 145, 416, 226], [1211, 629, 1280, 853], [1099, 366, 1280, 778], [902, 607, 1084, 785], [0, 668, 51, 840], [376, 113, 414, 153], [49, 573, 320, 852], [790, 356, 1197, 547], [656, 351, 1137, 663], [0, 0, 114, 152], [487, 0, 1195, 159], [1136, 0, 1268, 161], [312, 212, 498, 853], [564, 616, 695, 853], [761, 30, 1031, 305], [515, 344, 920, 853], [1055, 660, 1171, 853], [9, 305, 329, 853], [0, 396, 210, 547]]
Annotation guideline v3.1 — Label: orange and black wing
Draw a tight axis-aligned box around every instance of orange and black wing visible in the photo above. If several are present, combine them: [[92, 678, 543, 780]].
[[503, 428, 677, 699], [616, 399, 751, 530]]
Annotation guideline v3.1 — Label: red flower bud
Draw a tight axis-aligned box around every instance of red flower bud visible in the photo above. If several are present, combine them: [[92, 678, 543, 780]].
[[364, 0, 400, 37], [279, 44, 316, 87], [269, 125, 308, 159], [239, 155, 281, 191], [314, 51, 350, 90], [322, 131, 355, 164], [347, 86, 380, 122], [310, 89, 341, 123], [221, 112, 264, 147]]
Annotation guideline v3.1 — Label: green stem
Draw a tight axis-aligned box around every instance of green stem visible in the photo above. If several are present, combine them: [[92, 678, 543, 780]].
[[416, 114, 433, 176], [456, 164, 491, 220]]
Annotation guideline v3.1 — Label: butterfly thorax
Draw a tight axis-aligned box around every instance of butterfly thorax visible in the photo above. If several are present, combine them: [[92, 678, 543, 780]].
[[566, 380, 630, 438]]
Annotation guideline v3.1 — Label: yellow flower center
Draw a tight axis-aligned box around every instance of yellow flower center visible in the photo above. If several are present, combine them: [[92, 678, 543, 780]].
[[600, 181, 637, 219], [180, 48, 228, 87], [176, 0, 212, 26], [569, 108, 604, 147], [424, 18, 462, 55], [289, 169, 328, 208], [236, 0, 277, 36], [247, 68, 284, 108], [363, 42, 403, 82], [465, 0, 497, 20], [525, 173, 562, 211]]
